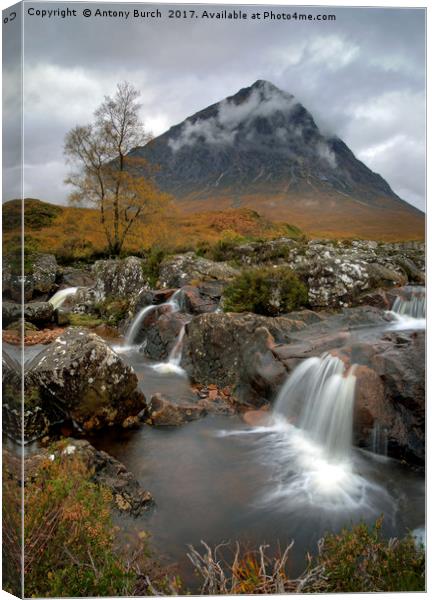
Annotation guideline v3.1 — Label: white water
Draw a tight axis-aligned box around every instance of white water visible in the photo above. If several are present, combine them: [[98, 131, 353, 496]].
[[125, 304, 157, 346], [125, 290, 181, 346], [152, 325, 187, 377], [48, 287, 78, 309], [121, 289, 188, 376], [388, 287, 425, 330], [274, 354, 357, 461], [370, 422, 388, 456], [218, 353, 394, 512]]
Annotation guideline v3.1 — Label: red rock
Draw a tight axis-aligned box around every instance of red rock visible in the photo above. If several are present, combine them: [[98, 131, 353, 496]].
[[242, 410, 272, 427], [208, 389, 218, 400]]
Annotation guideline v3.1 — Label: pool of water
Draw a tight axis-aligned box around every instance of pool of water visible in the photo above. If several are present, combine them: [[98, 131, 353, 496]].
[[92, 414, 425, 588]]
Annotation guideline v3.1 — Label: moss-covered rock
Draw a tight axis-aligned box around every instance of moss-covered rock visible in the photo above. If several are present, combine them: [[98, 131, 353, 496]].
[[25, 328, 146, 431]]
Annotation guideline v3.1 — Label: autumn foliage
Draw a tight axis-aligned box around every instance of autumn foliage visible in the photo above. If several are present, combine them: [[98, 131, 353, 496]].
[[21, 447, 136, 597], [3, 199, 295, 263]]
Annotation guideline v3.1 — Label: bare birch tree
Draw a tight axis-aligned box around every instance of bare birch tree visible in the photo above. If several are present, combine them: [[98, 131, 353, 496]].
[[64, 82, 169, 255]]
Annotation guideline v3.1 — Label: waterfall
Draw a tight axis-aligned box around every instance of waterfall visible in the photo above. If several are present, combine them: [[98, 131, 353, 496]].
[[217, 353, 395, 510], [48, 287, 78, 309], [392, 288, 425, 319], [274, 353, 357, 461], [152, 324, 187, 376], [125, 304, 157, 345], [388, 287, 425, 330], [123, 289, 187, 376], [125, 290, 181, 346], [168, 325, 186, 366], [370, 422, 388, 457]]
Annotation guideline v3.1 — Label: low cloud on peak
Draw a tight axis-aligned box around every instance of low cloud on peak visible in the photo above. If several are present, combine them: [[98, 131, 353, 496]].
[[168, 81, 299, 152]]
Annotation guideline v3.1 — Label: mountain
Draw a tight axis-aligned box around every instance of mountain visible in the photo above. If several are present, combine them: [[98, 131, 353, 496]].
[[130, 80, 424, 239]]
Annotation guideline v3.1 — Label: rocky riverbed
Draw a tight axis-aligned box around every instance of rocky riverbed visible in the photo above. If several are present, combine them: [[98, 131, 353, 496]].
[[2, 237, 425, 586]]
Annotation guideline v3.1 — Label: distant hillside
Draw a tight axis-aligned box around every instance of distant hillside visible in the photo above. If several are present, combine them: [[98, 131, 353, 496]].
[[2, 199, 299, 261], [130, 80, 424, 240], [3, 198, 63, 231]]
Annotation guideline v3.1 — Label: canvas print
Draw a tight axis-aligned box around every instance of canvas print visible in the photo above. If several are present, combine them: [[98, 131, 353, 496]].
[[2, 2, 426, 596]]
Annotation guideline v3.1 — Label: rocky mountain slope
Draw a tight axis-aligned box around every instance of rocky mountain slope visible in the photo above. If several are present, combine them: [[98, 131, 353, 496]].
[[131, 80, 424, 239]]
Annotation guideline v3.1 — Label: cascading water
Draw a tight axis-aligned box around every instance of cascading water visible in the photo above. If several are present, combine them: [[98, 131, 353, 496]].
[[125, 304, 157, 346], [392, 289, 425, 319], [120, 289, 188, 376], [370, 422, 388, 457], [152, 324, 188, 376], [48, 287, 78, 309], [388, 287, 425, 330], [274, 354, 357, 461], [218, 353, 393, 513], [125, 290, 181, 346], [167, 325, 186, 366]]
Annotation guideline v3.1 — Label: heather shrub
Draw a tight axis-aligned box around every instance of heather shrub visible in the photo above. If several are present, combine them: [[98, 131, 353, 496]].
[[23, 447, 136, 597], [185, 522, 425, 595], [303, 519, 425, 593], [223, 266, 308, 316]]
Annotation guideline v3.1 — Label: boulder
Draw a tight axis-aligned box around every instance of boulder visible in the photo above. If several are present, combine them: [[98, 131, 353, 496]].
[[60, 267, 95, 288], [91, 256, 148, 302], [141, 311, 189, 361], [2, 302, 21, 327], [2, 253, 59, 301], [25, 328, 146, 431], [32, 254, 59, 295], [219, 238, 424, 308], [335, 330, 425, 464], [148, 389, 234, 426], [177, 285, 219, 314], [181, 312, 305, 405], [71, 287, 98, 314], [3, 301, 54, 327], [2, 302, 67, 328], [2, 351, 64, 442], [148, 393, 207, 426], [24, 302, 54, 326], [300, 249, 405, 308], [2, 352, 21, 410], [158, 252, 240, 288]]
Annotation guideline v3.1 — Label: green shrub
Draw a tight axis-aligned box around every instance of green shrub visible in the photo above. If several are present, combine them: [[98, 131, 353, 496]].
[[223, 266, 308, 316], [141, 247, 166, 287], [304, 519, 425, 593]]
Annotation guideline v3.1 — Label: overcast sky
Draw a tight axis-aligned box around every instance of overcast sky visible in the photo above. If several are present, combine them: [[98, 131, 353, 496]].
[[3, 2, 426, 210]]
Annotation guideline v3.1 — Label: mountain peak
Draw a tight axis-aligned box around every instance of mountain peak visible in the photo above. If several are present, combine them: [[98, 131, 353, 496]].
[[250, 79, 281, 91], [129, 81, 423, 239], [229, 79, 295, 108]]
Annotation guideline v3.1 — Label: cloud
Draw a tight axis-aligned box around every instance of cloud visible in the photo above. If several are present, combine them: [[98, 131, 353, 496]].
[[169, 81, 298, 151], [316, 141, 337, 168], [3, 4, 424, 210]]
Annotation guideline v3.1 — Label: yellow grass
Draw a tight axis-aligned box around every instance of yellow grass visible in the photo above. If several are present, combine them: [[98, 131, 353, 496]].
[[2, 199, 293, 259]]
